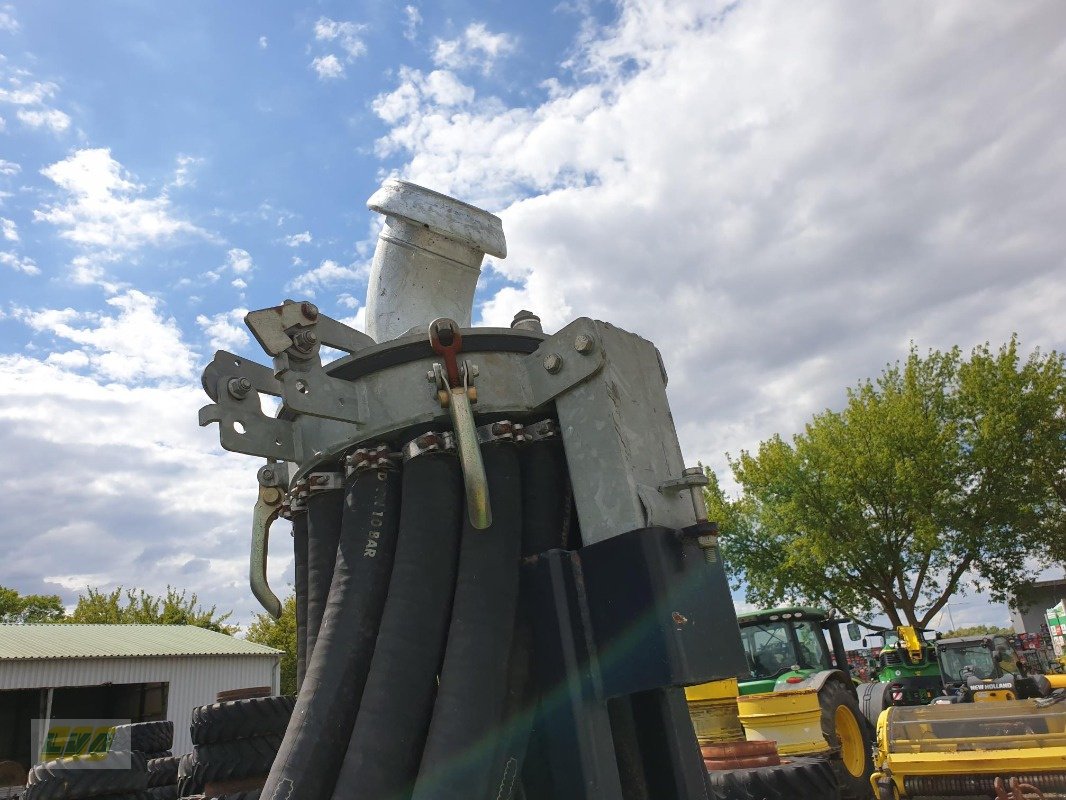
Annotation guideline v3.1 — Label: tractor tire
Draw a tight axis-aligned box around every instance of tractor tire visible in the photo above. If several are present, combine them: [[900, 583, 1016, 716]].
[[819, 680, 875, 800], [706, 755, 840, 800], [146, 756, 179, 787], [189, 697, 294, 745], [177, 753, 205, 798], [190, 735, 281, 783], [113, 722, 174, 755], [857, 681, 889, 728], [24, 751, 148, 800]]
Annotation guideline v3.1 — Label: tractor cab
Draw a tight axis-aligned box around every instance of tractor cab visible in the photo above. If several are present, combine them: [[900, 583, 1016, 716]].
[[933, 634, 1066, 701], [735, 606, 851, 694], [863, 624, 943, 706]]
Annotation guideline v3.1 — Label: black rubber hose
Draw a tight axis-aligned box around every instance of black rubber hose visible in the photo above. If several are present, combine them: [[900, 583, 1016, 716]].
[[292, 511, 309, 692], [410, 442, 523, 800], [330, 452, 464, 800], [488, 438, 570, 800], [261, 465, 401, 800], [306, 486, 344, 661]]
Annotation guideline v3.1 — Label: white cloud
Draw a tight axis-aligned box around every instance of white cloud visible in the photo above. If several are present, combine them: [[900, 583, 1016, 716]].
[[337, 293, 360, 309], [311, 54, 345, 81], [16, 107, 70, 132], [1, 216, 16, 241], [286, 258, 362, 295], [403, 6, 422, 41], [283, 230, 312, 246], [171, 154, 202, 188], [314, 17, 367, 59], [0, 159, 19, 175], [0, 251, 38, 275], [259, 35, 268, 49], [225, 247, 253, 274], [35, 148, 207, 251], [13, 290, 198, 384], [0, 5, 18, 32], [231, 277, 247, 290], [196, 308, 250, 352], [432, 22, 516, 75]]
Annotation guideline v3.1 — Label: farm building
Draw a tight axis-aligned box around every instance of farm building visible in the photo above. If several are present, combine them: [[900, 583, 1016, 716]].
[[0, 624, 281, 776]]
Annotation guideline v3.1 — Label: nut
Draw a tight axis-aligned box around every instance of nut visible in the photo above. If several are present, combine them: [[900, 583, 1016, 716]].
[[228, 377, 253, 399], [292, 330, 318, 352], [543, 353, 563, 374], [574, 334, 595, 354]]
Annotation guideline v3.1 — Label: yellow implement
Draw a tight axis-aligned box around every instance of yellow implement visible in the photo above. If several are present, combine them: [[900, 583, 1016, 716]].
[[871, 699, 1066, 798]]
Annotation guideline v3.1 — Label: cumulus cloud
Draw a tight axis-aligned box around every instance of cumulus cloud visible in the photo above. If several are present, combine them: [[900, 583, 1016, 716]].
[[0, 159, 19, 175], [284, 231, 312, 246], [196, 308, 250, 352], [403, 6, 421, 41], [171, 154, 202, 188], [311, 16, 367, 79], [35, 149, 207, 252], [1, 216, 16, 241], [0, 251, 38, 275], [16, 107, 70, 132], [0, 79, 70, 133], [0, 4, 17, 32], [311, 54, 345, 81], [258, 35, 268, 49], [286, 258, 362, 295], [432, 22, 516, 74], [226, 247, 253, 274]]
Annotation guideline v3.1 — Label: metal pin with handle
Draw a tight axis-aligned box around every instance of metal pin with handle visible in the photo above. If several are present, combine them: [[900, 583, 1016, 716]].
[[430, 318, 491, 529], [251, 464, 284, 619]]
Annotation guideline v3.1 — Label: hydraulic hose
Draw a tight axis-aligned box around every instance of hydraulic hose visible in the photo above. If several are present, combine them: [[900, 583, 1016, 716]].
[[293, 511, 309, 691], [261, 463, 401, 800], [410, 442, 523, 800], [330, 450, 464, 800], [305, 484, 344, 660]]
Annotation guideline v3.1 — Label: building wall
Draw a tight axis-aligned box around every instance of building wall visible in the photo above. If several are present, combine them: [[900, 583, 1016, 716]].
[[1010, 586, 1066, 634], [0, 655, 279, 755]]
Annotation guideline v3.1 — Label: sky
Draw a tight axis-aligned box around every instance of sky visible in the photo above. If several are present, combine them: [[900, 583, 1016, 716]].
[[0, 0, 1063, 632]]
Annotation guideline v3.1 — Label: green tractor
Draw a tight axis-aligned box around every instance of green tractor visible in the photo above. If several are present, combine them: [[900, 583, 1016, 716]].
[[855, 625, 943, 727], [736, 606, 875, 799]]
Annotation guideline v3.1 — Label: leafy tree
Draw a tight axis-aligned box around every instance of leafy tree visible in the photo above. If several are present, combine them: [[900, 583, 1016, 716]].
[[65, 586, 237, 634], [941, 624, 1013, 638], [711, 337, 1065, 629], [246, 594, 297, 696], [0, 586, 65, 623]]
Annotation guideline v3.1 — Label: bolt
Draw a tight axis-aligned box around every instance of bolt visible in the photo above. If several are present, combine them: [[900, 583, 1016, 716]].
[[511, 309, 543, 332], [468, 363, 479, 378], [228, 377, 252, 399], [301, 302, 319, 321], [543, 353, 563, 374], [574, 334, 595, 354], [426, 369, 437, 383], [260, 468, 275, 483], [292, 330, 318, 351]]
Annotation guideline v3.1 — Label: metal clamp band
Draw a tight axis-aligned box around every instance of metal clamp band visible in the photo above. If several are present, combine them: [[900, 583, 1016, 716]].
[[345, 444, 396, 476], [402, 431, 456, 462], [476, 420, 527, 443]]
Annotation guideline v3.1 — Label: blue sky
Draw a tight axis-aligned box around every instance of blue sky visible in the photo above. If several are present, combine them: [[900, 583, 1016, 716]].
[[1, 1, 1063, 630]]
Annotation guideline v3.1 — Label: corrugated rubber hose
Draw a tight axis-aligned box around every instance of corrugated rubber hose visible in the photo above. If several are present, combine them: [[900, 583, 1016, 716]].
[[293, 511, 309, 691], [409, 442, 523, 800], [305, 486, 344, 660], [261, 464, 401, 800], [330, 451, 465, 800]]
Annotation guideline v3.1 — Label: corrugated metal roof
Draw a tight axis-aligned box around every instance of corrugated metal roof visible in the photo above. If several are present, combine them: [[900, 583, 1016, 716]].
[[0, 625, 281, 660]]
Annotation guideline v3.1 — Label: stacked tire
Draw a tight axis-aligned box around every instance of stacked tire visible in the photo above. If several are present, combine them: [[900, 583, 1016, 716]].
[[179, 696, 294, 799], [113, 721, 178, 800], [22, 751, 148, 800]]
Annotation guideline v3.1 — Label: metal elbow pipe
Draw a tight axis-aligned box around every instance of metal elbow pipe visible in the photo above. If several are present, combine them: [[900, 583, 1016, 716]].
[[365, 180, 507, 342]]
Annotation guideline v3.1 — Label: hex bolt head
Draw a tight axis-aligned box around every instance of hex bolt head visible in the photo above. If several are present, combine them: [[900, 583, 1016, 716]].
[[574, 334, 595, 354], [228, 377, 253, 399], [543, 353, 563, 374], [293, 330, 318, 351], [426, 370, 437, 383], [258, 466, 276, 485], [301, 302, 319, 321]]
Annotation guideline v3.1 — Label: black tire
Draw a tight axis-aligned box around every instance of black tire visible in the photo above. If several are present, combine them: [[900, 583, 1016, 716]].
[[189, 697, 294, 745], [113, 722, 173, 754], [176, 754, 204, 798], [857, 681, 889, 729], [818, 680, 875, 800], [147, 786, 179, 800], [707, 756, 840, 800], [191, 735, 281, 783], [24, 752, 148, 800], [146, 757, 179, 788]]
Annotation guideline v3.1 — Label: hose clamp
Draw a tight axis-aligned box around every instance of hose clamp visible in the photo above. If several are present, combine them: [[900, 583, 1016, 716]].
[[525, 419, 560, 441], [476, 420, 527, 443], [307, 471, 345, 494], [402, 431, 456, 461], [345, 444, 395, 475]]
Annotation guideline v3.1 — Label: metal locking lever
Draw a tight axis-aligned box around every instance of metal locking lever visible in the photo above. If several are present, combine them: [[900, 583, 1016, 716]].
[[429, 318, 491, 529], [251, 463, 285, 619]]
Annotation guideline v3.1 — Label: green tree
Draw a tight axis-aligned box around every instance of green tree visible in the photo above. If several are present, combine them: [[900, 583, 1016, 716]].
[[246, 594, 297, 696], [711, 337, 1065, 629], [65, 586, 237, 634], [941, 624, 1013, 638], [0, 586, 65, 623]]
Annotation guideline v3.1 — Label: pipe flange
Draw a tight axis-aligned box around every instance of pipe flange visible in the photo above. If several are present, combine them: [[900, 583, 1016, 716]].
[[402, 431, 456, 462], [476, 420, 525, 443], [525, 419, 561, 441], [307, 471, 345, 493], [345, 444, 396, 475]]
